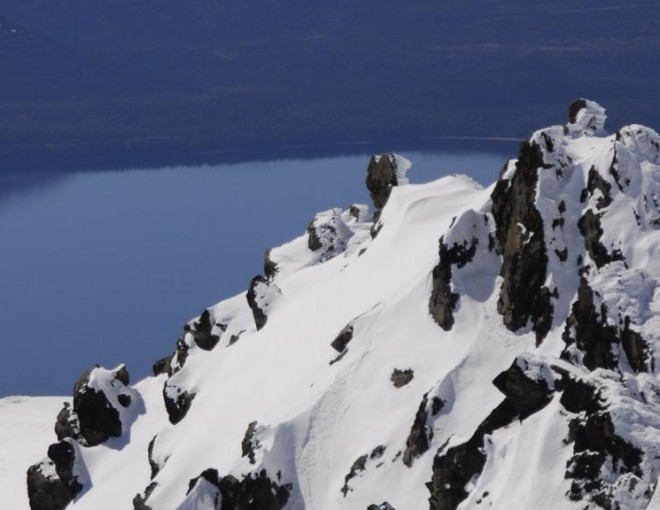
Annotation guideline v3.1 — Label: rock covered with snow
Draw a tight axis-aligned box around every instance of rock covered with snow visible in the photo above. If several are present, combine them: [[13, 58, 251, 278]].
[[54, 364, 138, 446], [13, 100, 660, 510]]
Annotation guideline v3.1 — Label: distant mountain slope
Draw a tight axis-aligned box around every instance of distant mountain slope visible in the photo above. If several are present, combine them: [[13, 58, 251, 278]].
[[13, 100, 660, 509], [0, 1, 659, 169]]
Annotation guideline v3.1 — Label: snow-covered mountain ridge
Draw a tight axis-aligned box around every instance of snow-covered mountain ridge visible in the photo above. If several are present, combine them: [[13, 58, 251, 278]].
[[12, 100, 660, 509]]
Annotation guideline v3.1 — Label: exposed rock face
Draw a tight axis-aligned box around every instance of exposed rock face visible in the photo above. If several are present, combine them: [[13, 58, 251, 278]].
[[427, 399, 517, 510], [241, 421, 259, 464], [147, 436, 162, 479], [390, 369, 414, 388], [558, 374, 645, 507], [27, 439, 85, 510], [492, 356, 554, 420], [133, 482, 157, 510], [184, 468, 291, 510], [367, 503, 395, 510], [54, 402, 79, 442], [184, 309, 221, 351], [152, 355, 172, 377], [341, 454, 368, 496], [306, 208, 354, 261], [73, 370, 122, 445], [163, 380, 196, 425], [246, 275, 281, 330], [331, 323, 354, 352], [429, 235, 477, 330], [365, 153, 410, 210], [218, 470, 291, 510], [562, 277, 619, 371], [264, 249, 279, 279], [341, 446, 386, 497], [54, 365, 133, 446], [402, 393, 432, 467], [428, 356, 554, 509], [578, 210, 623, 268], [491, 140, 552, 343]]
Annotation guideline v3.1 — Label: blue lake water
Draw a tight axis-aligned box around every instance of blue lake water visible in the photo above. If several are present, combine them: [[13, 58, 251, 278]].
[[0, 147, 516, 396]]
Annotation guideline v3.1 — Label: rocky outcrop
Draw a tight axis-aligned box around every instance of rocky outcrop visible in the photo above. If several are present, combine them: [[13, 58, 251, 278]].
[[133, 482, 157, 510], [246, 275, 281, 330], [152, 355, 172, 377], [492, 356, 554, 420], [390, 369, 414, 388], [491, 140, 552, 343], [241, 421, 260, 464], [427, 399, 517, 510], [264, 249, 279, 279], [54, 365, 133, 446], [163, 379, 196, 425], [341, 454, 368, 497], [365, 153, 410, 210], [306, 208, 354, 261], [367, 503, 395, 510], [562, 277, 620, 371], [184, 309, 222, 351], [429, 235, 477, 330], [428, 357, 554, 509], [331, 323, 354, 352], [558, 374, 645, 508], [341, 445, 386, 497], [403, 393, 433, 467], [578, 210, 623, 268], [27, 439, 85, 510], [184, 468, 291, 510]]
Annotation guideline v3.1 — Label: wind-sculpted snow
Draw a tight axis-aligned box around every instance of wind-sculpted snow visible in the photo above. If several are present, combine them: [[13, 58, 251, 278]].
[[11, 101, 660, 510]]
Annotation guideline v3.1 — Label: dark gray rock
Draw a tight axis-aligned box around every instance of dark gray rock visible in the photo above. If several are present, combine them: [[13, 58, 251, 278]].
[[27, 463, 73, 510], [331, 324, 354, 352], [264, 249, 278, 279], [365, 154, 398, 210], [390, 369, 414, 388], [163, 381, 196, 425], [187, 468, 291, 510], [246, 275, 270, 330], [621, 317, 652, 373], [492, 359, 553, 420], [578, 209, 623, 268], [147, 436, 161, 479], [184, 309, 221, 351], [565, 411, 643, 505], [367, 503, 395, 510], [241, 421, 259, 464], [54, 402, 79, 442], [152, 355, 173, 377], [491, 140, 553, 344], [427, 399, 517, 510], [561, 277, 619, 371], [68, 368, 126, 446], [133, 482, 157, 510], [27, 440, 84, 510], [568, 99, 588, 124], [341, 454, 368, 496], [307, 220, 324, 251], [402, 393, 432, 467], [429, 236, 477, 330]]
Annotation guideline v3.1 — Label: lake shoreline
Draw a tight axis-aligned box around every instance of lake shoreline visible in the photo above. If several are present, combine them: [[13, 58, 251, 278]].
[[1, 136, 523, 175]]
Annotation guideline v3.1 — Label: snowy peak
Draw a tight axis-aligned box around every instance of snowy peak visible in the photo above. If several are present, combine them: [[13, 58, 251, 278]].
[[21, 102, 660, 510]]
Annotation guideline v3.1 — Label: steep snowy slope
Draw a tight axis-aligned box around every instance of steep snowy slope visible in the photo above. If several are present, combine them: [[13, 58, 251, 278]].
[[19, 100, 660, 510]]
